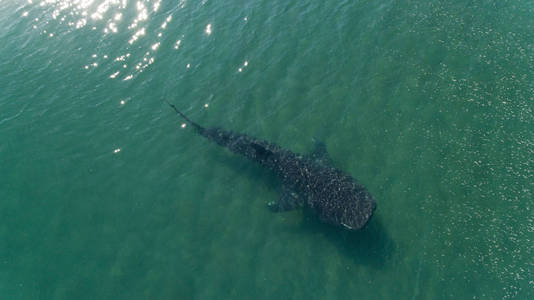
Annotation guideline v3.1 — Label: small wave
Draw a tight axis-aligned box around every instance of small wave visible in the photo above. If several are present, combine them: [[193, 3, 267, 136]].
[[0, 103, 29, 126]]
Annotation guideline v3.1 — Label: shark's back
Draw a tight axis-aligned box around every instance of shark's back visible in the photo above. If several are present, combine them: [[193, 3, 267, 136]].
[[166, 103, 376, 230], [273, 151, 376, 229], [199, 126, 376, 230]]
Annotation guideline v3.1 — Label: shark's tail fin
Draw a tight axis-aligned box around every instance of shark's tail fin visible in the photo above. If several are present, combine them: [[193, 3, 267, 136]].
[[164, 100, 204, 131]]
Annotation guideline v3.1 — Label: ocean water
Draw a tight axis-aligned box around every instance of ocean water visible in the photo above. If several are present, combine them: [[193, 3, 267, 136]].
[[1, 0, 533, 299]]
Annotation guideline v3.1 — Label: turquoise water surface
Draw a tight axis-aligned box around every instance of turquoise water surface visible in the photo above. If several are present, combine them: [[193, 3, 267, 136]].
[[1, 0, 533, 299]]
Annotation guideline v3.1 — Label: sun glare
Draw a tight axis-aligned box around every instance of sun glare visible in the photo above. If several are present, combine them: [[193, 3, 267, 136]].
[[29, 0, 192, 81]]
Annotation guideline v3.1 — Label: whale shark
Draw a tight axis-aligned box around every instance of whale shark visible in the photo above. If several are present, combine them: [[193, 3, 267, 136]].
[[166, 101, 376, 230]]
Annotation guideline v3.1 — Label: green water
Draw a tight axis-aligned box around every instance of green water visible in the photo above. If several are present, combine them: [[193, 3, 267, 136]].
[[1, 0, 533, 299]]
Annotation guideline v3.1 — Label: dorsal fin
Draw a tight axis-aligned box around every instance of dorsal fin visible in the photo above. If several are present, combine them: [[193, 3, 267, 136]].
[[251, 143, 273, 159]]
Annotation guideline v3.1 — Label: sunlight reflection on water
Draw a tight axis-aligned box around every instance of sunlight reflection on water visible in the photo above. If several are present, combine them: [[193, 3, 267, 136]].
[[27, 0, 181, 82]]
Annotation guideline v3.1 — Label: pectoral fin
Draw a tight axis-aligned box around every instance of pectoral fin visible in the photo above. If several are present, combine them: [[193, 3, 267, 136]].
[[267, 184, 303, 212], [310, 139, 333, 165]]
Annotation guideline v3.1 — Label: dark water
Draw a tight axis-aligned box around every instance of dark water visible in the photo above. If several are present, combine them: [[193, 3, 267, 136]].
[[1, 0, 533, 299]]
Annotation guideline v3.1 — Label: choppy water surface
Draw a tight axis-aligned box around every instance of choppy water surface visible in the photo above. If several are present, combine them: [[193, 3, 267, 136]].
[[1, 0, 533, 299]]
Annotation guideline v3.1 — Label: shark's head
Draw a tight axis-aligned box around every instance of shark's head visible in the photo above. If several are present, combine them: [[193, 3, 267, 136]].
[[339, 190, 376, 230]]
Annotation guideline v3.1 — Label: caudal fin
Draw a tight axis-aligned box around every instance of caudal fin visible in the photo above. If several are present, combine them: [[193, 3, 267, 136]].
[[164, 100, 204, 131]]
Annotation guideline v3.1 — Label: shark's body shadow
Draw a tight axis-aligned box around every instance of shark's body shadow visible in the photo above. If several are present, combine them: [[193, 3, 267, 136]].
[[166, 103, 387, 264], [293, 210, 394, 269], [205, 142, 393, 268]]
